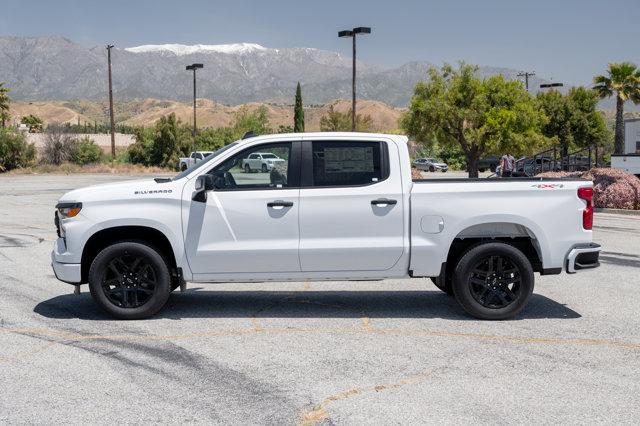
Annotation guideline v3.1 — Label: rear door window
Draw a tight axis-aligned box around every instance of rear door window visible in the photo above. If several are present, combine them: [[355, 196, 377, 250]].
[[309, 141, 388, 187]]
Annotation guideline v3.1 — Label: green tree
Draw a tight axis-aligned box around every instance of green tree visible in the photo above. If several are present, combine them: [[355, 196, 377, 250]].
[[232, 105, 272, 136], [70, 136, 102, 165], [294, 82, 305, 132], [538, 87, 610, 156], [0, 128, 36, 171], [21, 114, 44, 132], [0, 82, 10, 128], [319, 105, 373, 132], [149, 113, 191, 168], [401, 63, 549, 178], [593, 62, 640, 154], [128, 127, 154, 165]]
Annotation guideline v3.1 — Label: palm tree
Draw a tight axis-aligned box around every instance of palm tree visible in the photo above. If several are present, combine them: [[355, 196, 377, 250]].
[[0, 82, 10, 128], [593, 62, 640, 154]]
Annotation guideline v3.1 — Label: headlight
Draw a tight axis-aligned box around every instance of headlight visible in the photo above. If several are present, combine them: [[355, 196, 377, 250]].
[[56, 202, 82, 219]]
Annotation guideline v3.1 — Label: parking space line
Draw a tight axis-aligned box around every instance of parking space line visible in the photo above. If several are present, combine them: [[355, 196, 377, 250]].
[[300, 370, 433, 425]]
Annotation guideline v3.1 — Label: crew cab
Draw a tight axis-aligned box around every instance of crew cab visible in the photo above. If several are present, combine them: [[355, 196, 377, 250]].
[[51, 133, 601, 320], [178, 151, 214, 171]]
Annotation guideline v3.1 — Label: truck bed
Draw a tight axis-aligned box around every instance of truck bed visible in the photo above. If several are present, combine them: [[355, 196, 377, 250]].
[[408, 177, 592, 276]]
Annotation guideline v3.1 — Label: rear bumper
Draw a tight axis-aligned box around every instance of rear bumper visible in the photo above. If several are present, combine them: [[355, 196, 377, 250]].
[[566, 243, 601, 273]]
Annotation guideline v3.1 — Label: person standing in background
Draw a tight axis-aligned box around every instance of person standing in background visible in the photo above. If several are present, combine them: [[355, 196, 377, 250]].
[[500, 153, 515, 177]]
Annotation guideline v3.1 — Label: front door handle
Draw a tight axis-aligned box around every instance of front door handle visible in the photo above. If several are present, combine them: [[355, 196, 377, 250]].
[[267, 200, 294, 208], [371, 198, 397, 206]]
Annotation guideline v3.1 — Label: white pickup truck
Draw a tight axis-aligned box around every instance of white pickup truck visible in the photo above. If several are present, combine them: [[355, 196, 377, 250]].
[[51, 132, 601, 320], [178, 151, 214, 171]]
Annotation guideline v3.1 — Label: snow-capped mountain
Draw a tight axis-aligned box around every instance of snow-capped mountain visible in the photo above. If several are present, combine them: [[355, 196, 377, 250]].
[[125, 42, 269, 56], [0, 35, 584, 107]]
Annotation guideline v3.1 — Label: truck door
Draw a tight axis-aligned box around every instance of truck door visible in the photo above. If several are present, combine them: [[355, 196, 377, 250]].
[[298, 139, 405, 272], [185, 141, 301, 276]]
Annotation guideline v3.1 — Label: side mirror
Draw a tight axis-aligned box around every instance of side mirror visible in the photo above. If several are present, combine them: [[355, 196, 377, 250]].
[[192, 174, 214, 202]]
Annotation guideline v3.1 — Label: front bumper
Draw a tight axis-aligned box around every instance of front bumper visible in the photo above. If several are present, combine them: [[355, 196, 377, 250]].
[[566, 243, 601, 273], [51, 238, 81, 284], [51, 252, 81, 284]]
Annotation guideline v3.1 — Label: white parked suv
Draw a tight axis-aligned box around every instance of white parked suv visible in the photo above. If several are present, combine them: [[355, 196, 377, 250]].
[[242, 152, 285, 173], [51, 132, 601, 320]]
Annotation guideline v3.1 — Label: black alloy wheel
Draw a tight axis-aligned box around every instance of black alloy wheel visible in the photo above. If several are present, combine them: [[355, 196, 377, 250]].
[[101, 252, 157, 309], [89, 242, 171, 319], [468, 255, 521, 309], [452, 242, 534, 320]]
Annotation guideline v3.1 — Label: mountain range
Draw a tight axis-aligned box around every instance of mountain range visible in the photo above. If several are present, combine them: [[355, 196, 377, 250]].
[[2, 35, 568, 108]]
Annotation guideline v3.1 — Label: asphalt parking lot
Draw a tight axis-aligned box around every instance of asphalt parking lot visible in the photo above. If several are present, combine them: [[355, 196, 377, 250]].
[[1, 173, 639, 424]]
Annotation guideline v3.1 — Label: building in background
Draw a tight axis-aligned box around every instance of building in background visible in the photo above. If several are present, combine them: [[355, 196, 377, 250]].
[[611, 118, 640, 175]]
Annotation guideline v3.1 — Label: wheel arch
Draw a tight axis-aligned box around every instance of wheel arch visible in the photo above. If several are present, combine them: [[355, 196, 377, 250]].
[[80, 225, 178, 283], [443, 219, 548, 277]]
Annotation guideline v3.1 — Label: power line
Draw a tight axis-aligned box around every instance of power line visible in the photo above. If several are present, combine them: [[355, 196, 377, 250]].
[[517, 71, 535, 91]]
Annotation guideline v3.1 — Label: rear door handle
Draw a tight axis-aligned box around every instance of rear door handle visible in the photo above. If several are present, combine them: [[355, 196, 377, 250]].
[[267, 200, 294, 208], [371, 198, 397, 206]]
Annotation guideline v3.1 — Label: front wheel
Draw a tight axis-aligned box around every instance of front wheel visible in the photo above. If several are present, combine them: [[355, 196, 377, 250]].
[[261, 164, 268, 173], [452, 242, 534, 320], [429, 165, 435, 172], [244, 164, 251, 173], [88, 242, 171, 319]]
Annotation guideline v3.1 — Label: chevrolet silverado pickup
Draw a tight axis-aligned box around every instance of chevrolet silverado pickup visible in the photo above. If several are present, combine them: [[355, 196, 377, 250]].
[[51, 132, 601, 320]]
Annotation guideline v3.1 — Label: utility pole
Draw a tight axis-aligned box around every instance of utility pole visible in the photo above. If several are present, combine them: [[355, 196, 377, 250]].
[[186, 63, 204, 137], [517, 71, 535, 91], [106, 44, 116, 160], [338, 27, 371, 131]]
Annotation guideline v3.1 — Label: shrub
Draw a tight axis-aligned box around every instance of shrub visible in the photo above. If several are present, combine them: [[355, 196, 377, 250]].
[[71, 136, 102, 165], [0, 129, 36, 171], [41, 128, 77, 165], [538, 168, 640, 210]]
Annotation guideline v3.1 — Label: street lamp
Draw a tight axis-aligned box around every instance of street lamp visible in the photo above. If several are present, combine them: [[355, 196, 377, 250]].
[[338, 26, 371, 131], [539, 82, 564, 89], [186, 63, 204, 136]]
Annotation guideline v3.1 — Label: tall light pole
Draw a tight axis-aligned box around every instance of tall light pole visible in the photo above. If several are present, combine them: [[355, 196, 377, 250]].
[[338, 26, 371, 131], [106, 44, 116, 160], [517, 71, 535, 91], [186, 63, 204, 137]]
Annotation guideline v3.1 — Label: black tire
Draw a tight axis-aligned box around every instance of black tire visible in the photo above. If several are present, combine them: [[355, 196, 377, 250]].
[[430, 275, 453, 296], [441, 169, 447, 173], [452, 242, 534, 320], [478, 168, 486, 173], [261, 163, 268, 173], [88, 242, 171, 320], [180, 164, 187, 172], [429, 165, 435, 172], [244, 164, 251, 173]]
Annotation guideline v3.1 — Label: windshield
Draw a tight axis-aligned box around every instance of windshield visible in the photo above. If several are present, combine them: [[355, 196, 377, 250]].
[[173, 142, 239, 180]]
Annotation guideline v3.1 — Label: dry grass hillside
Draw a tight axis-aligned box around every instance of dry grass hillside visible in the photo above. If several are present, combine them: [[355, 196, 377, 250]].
[[9, 98, 404, 132]]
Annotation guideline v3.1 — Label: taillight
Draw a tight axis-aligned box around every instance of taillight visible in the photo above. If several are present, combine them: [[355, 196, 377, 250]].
[[578, 187, 593, 230]]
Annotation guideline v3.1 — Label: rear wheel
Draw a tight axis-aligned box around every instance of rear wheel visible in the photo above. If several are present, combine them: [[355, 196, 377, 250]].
[[88, 242, 171, 320], [452, 242, 534, 320], [429, 165, 435, 172], [244, 164, 251, 173], [180, 164, 187, 172]]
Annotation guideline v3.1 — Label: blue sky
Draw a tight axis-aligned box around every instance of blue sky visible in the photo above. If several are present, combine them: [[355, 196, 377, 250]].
[[1, 0, 638, 85]]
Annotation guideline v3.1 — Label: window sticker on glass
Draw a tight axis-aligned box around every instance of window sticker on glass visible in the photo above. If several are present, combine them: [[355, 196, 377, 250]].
[[324, 147, 374, 173]]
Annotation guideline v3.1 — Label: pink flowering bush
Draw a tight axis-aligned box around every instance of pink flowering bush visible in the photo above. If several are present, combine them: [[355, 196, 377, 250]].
[[538, 168, 640, 210]]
